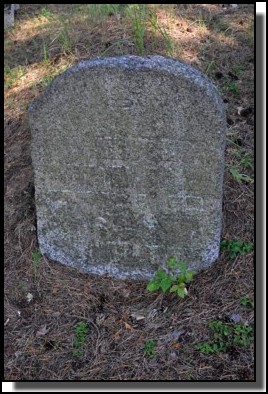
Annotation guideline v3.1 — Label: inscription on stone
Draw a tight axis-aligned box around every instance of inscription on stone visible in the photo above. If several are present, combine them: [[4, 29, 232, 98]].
[[29, 56, 226, 278]]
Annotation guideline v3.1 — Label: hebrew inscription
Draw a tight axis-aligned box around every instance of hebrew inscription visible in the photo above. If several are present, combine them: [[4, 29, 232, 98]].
[[29, 56, 226, 278]]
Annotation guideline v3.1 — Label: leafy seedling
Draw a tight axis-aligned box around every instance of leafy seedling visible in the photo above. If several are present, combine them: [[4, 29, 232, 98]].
[[229, 168, 253, 183], [224, 82, 239, 96], [233, 324, 253, 347], [72, 322, 89, 357], [239, 152, 254, 170], [147, 269, 174, 293], [208, 320, 230, 338], [221, 239, 254, 259], [196, 319, 254, 354], [40, 7, 53, 19], [240, 296, 254, 309], [195, 341, 226, 354], [147, 257, 194, 299], [144, 339, 157, 359]]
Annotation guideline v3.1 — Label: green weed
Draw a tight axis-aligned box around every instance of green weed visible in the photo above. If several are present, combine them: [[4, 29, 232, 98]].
[[209, 320, 230, 339], [195, 341, 226, 354], [147, 257, 194, 299], [233, 324, 253, 347], [221, 239, 254, 259], [233, 63, 247, 76], [86, 4, 123, 22], [53, 341, 61, 349], [40, 74, 54, 88], [230, 149, 254, 170], [227, 81, 239, 95], [42, 42, 49, 63], [239, 152, 254, 170], [127, 4, 147, 55], [32, 249, 42, 278], [99, 39, 128, 56], [205, 60, 216, 76], [148, 10, 174, 56], [144, 339, 157, 359], [229, 168, 253, 183], [72, 322, 89, 357], [4, 65, 26, 89], [57, 25, 72, 54], [240, 296, 254, 309], [39, 64, 57, 87], [227, 134, 242, 148], [39, 62, 68, 88], [228, 147, 254, 184], [196, 320, 254, 354], [197, 17, 207, 31], [40, 7, 53, 19]]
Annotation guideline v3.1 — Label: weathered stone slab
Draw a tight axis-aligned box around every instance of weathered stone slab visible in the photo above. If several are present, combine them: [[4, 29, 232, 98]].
[[29, 56, 226, 279], [4, 4, 19, 29]]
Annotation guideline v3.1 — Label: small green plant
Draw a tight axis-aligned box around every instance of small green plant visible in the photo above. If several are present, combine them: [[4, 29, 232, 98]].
[[57, 22, 72, 54], [196, 320, 254, 354], [40, 74, 54, 88], [40, 7, 53, 19], [240, 296, 254, 309], [4, 65, 27, 90], [233, 63, 247, 76], [127, 4, 147, 55], [53, 341, 61, 349], [72, 322, 89, 357], [239, 152, 254, 170], [229, 168, 253, 183], [32, 249, 42, 278], [195, 341, 225, 354], [196, 16, 208, 32], [221, 239, 254, 259], [227, 143, 254, 184], [197, 321, 230, 353], [227, 81, 239, 95], [230, 149, 254, 170], [148, 10, 174, 56], [205, 60, 216, 76], [233, 324, 253, 347], [86, 4, 123, 22], [147, 257, 194, 299], [208, 320, 230, 338], [144, 339, 157, 359], [42, 42, 49, 63], [40, 63, 68, 88]]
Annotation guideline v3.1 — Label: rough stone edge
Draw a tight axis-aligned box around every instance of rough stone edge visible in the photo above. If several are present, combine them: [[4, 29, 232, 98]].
[[4, 4, 15, 29], [37, 221, 223, 280], [38, 233, 155, 280], [28, 55, 225, 121]]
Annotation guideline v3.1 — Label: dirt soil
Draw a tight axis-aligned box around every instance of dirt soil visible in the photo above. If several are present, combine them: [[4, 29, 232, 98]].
[[4, 4, 254, 381]]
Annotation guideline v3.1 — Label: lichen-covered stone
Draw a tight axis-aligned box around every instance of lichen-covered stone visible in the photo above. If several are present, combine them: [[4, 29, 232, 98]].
[[4, 4, 19, 28], [29, 55, 226, 279]]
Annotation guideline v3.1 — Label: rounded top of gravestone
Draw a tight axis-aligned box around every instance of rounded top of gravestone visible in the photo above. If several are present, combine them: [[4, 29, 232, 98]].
[[29, 55, 224, 118]]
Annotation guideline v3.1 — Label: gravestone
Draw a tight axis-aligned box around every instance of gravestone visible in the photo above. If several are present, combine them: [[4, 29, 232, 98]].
[[4, 4, 19, 29], [29, 56, 226, 279]]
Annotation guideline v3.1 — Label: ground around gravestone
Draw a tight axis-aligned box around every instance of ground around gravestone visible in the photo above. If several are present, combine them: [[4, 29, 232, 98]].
[[4, 4, 255, 381]]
